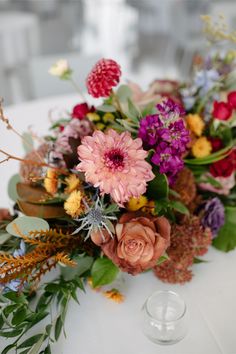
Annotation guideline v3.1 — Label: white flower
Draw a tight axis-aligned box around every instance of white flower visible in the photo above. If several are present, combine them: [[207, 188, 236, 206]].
[[49, 59, 70, 78]]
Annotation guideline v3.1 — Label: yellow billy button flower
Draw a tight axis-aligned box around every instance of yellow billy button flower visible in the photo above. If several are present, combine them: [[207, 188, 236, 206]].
[[65, 174, 81, 194], [87, 112, 101, 122], [186, 114, 205, 137], [192, 137, 212, 158], [64, 190, 83, 218], [103, 113, 115, 123], [44, 168, 58, 195], [126, 196, 148, 211]]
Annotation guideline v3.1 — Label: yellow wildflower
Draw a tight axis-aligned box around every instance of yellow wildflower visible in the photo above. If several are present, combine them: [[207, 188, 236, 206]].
[[103, 289, 124, 303], [192, 137, 212, 158], [65, 174, 81, 194], [64, 190, 83, 218], [186, 114, 205, 137], [44, 168, 58, 195], [127, 196, 148, 211], [87, 277, 101, 292], [87, 112, 101, 122], [103, 113, 115, 123]]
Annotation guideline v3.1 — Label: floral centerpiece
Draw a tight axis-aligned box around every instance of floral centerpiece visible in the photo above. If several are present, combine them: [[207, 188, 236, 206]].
[[0, 15, 235, 354]]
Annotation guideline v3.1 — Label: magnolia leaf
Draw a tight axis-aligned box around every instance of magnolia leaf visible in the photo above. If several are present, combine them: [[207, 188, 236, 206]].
[[116, 85, 132, 102], [6, 216, 49, 237], [17, 200, 66, 219], [7, 174, 21, 202], [17, 183, 51, 204], [22, 132, 34, 153], [213, 206, 236, 252], [91, 257, 119, 288]]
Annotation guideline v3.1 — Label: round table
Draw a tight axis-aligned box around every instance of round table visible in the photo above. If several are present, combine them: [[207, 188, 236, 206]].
[[0, 94, 235, 354]]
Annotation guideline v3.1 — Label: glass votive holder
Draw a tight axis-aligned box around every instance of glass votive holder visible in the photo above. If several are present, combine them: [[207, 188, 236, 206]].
[[142, 290, 187, 345]]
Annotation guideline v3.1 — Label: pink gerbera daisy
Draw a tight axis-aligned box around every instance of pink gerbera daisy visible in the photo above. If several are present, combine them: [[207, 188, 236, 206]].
[[77, 129, 154, 205]]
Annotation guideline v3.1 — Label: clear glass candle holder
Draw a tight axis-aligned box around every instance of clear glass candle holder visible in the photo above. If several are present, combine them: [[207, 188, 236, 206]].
[[142, 290, 187, 345]]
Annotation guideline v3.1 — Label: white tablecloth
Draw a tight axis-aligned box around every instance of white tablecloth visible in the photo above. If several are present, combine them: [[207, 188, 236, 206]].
[[0, 94, 236, 354]]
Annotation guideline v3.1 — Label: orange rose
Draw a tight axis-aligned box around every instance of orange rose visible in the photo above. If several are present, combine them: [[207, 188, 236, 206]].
[[95, 212, 170, 275]]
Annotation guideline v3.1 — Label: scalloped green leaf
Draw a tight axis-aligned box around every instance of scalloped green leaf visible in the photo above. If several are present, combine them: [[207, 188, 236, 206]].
[[91, 257, 119, 288]]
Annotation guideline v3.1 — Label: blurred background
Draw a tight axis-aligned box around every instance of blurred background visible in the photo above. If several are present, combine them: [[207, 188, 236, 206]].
[[0, 0, 235, 105]]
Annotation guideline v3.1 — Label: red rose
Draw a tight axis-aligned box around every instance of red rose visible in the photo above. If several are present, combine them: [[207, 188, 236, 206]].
[[208, 137, 223, 152], [72, 103, 90, 120], [212, 101, 232, 120], [210, 150, 236, 177], [228, 91, 236, 109]]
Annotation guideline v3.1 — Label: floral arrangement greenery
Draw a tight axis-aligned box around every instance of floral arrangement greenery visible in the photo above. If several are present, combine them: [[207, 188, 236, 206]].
[[0, 15, 236, 354]]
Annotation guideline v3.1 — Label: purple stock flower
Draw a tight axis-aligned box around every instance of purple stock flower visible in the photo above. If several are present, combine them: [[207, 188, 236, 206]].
[[201, 198, 225, 238], [138, 114, 163, 147], [156, 98, 185, 118]]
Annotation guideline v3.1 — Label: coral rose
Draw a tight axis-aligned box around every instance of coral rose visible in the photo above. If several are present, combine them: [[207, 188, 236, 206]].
[[99, 213, 171, 275]]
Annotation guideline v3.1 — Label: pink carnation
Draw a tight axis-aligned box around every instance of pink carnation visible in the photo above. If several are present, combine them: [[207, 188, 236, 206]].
[[77, 129, 154, 205], [199, 172, 235, 195]]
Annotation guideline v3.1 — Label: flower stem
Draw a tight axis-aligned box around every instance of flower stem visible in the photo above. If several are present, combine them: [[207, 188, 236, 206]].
[[69, 78, 88, 104]]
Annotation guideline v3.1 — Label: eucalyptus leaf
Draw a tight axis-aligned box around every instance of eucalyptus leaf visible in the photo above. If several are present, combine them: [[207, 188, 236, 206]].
[[6, 216, 49, 237], [7, 174, 21, 202], [0, 232, 11, 245], [97, 104, 116, 112], [60, 256, 93, 280], [91, 257, 119, 288], [116, 85, 132, 102]]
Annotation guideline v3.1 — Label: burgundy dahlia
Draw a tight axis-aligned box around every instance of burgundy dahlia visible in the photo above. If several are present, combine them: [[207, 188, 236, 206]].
[[86, 58, 121, 98]]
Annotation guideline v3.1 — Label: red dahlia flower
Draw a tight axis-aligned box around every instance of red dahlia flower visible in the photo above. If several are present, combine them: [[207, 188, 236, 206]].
[[212, 101, 232, 120], [86, 58, 121, 98], [228, 91, 236, 109]]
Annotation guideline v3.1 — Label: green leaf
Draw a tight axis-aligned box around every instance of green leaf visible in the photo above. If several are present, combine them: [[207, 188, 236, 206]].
[[18, 334, 45, 349], [194, 258, 208, 264], [97, 104, 116, 112], [44, 345, 51, 354], [6, 216, 49, 237], [0, 328, 23, 337], [3, 291, 27, 304], [116, 85, 132, 102], [147, 169, 169, 200], [12, 307, 27, 326], [125, 98, 141, 123], [184, 144, 232, 165], [27, 334, 45, 354], [0, 232, 11, 245], [170, 200, 189, 215], [54, 316, 63, 341], [7, 174, 21, 202], [91, 257, 119, 288], [22, 132, 34, 153], [213, 206, 236, 252], [44, 283, 61, 293], [156, 253, 169, 265], [1, 344, 16, 354], [60, 256, 93, 280]]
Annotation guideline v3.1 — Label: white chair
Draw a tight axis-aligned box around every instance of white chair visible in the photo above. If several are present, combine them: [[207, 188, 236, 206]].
[[0, 11, 40, 104]]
